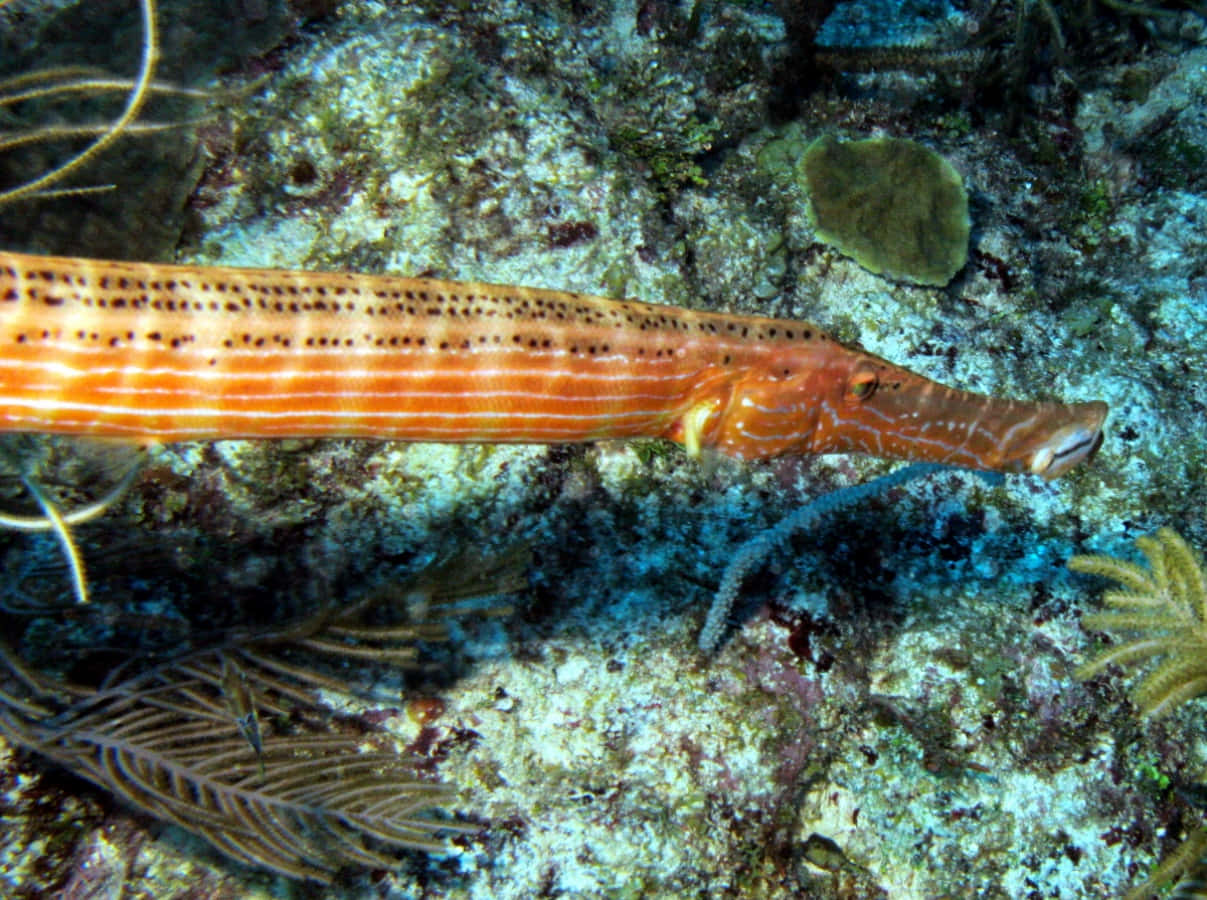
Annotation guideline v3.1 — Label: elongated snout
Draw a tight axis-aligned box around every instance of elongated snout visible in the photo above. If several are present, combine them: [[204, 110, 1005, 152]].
[[807, 357, 1108, 479]]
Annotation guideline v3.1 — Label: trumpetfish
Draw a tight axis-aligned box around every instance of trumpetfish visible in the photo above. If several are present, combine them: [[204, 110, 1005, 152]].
[[0, 251, 1106, 479]]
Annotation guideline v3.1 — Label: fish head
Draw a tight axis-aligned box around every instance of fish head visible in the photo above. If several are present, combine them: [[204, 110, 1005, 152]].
[[804, 348, 1108, 478]]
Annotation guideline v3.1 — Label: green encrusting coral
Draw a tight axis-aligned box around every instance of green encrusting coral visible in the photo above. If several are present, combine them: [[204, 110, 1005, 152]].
[[799, 134, 971, 286]]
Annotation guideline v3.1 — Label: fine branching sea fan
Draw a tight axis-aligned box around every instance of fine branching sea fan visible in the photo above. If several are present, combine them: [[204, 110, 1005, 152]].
[[0, 547, 528, 882], [0, 650, 457, 881]]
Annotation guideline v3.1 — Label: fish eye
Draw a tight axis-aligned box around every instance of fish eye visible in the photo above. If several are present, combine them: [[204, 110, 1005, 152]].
[[847, 371, 878, 401]]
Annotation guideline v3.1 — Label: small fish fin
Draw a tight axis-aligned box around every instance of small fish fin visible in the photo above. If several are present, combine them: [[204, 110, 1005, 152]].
[[680, 400, 720, 460]]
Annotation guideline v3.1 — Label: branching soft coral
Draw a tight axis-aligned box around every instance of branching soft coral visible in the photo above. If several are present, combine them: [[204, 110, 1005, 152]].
[[0, 0, 157, 205], [1071, 528, 1207, 898], [1072, 527, 1207, 718], [700, 464, 1002, 653]]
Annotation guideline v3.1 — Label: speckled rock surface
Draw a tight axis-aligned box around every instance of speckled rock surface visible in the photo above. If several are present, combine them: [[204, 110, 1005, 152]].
[[2, 1, 1206, 898]]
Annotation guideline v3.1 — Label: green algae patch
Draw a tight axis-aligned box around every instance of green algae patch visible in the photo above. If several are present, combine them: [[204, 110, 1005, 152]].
[[799, 134, 970, 286]]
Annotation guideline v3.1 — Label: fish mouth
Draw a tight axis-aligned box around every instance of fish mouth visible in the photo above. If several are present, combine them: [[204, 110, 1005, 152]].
[[1025, 402, 1108, 480]]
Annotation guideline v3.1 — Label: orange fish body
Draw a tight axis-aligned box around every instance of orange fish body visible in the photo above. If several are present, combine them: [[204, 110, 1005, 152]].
[[0, 251, 1106, 478]]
